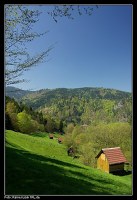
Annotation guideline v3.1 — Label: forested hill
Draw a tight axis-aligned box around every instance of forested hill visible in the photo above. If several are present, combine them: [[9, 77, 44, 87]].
[[6, 86, 132, 125], [6, 86, 33, 100], [6, 86, 132, 128], [6, 86, 131, 107]]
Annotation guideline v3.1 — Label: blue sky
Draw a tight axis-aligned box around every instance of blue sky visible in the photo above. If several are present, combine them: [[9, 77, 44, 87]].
[[12, 5, 132, 92]]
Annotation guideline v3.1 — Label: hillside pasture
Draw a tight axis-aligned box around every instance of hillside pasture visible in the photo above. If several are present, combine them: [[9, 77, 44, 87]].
[[5, 130, 132, 195]]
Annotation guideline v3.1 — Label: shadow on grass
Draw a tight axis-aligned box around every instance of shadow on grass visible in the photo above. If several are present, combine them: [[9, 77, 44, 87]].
[[110, 170, 132, 176], [5, 145, 113, 196], [5, 141, 85, 170]]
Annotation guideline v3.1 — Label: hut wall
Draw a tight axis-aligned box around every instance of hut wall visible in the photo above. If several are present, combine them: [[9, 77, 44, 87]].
[[109, 163, 124, 172], [97, 153, 109, 173]]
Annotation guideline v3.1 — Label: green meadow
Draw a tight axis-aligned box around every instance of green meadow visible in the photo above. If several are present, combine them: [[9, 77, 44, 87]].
[[5, 130, 132, 195]]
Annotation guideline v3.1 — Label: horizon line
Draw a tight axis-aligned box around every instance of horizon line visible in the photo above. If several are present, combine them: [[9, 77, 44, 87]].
[[6, 85, 132, 93]]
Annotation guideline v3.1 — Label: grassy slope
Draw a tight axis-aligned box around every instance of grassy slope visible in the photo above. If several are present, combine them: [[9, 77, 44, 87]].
[[5, 130, 132, 195]]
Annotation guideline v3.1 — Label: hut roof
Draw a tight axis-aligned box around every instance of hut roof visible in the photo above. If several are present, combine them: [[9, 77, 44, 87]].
[[95, 147, 127, 165]]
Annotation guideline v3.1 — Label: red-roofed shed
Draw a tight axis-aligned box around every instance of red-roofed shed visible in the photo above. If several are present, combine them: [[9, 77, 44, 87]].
[[95, 147, 127, 173]]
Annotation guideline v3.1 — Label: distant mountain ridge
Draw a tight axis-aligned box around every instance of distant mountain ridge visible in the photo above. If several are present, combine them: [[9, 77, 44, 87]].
[[6, 86, 132, 125], [5, 86, 33, 100], [6, 86, 131, 100], [6, 86, 131, 108]]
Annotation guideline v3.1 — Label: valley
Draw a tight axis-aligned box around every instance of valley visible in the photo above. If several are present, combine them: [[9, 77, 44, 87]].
[[5, 86, 132, 195]]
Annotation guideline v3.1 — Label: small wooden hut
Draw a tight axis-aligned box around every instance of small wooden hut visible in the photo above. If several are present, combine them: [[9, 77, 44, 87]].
[[95, 147, 127, 173], [58, 137, 63, 144], [49, 134, 54, 139]]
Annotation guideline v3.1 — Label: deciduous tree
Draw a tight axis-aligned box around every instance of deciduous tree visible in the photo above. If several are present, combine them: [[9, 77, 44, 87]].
[[5, 5, 98, 86], [5, 5, 53, 86]]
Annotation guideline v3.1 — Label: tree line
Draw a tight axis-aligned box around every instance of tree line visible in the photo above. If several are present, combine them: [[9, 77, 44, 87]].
[[5, 95, 132, 168], [19, 87, 132, 127], [63, 122, 132, 167], [5, 87, 132, 134], [5, 96, 63, 134]]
